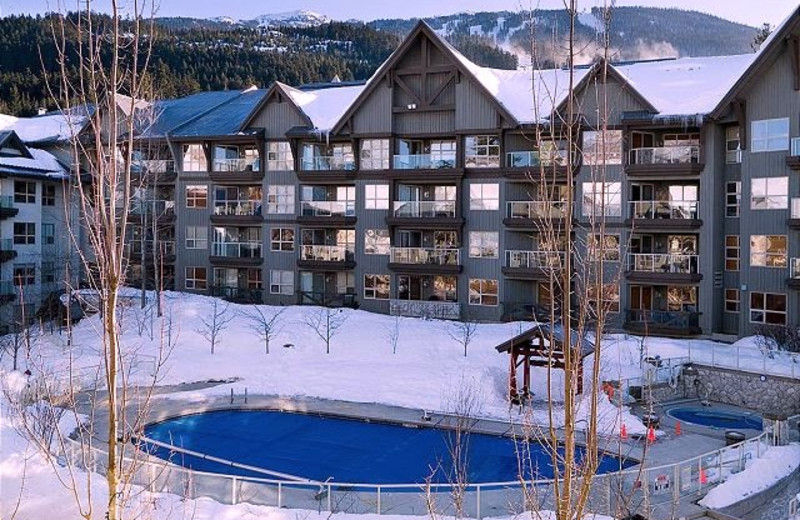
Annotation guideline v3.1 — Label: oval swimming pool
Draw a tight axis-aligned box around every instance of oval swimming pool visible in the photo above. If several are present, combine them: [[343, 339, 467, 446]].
[[143, 410, 635, 484], [667, 407, 763, 430]]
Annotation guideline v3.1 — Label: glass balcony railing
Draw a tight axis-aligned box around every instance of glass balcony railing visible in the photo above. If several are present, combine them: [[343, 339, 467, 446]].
[[213, 157, 260, 172], [629, 146, 700, 165], [627, 253, 699, 274], [213, 201, 262, 216], [506, 201, 568, 219], [464, 155, 500, 168], [0, 196, 15, 209], [211, 241, 262, 259], [505, 250, 564, 269], [301, 156, 356, 171], [626, 309, 700, 328], [506, 150, 569, 168], [132, 159, 175, 173], [629, 200, 699, 220], [300, 200, 356, 217], [792, 198, 800, 219], [300, 245, 351, 262], [392, 200, 456, 218], [390, 247, 460, 266], [791, 137, 800, 156], [393, 154, 456, 170], [0, 238, 13, 252]]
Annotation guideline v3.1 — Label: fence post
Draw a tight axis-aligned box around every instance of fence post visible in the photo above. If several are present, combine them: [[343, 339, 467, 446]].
[[231, 476, 237, 505], [736, 346, 740, 370], [278, 482, 282, 508], [377, 487, 381, 515], [711, 345, 715, 366], [476, 485, 481, 520], [698, 459, 703, 491], [673, 463, 680, 508], [327, 483, 332, 512]]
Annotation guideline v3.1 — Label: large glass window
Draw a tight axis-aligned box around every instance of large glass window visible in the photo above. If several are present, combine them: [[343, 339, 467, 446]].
[[464, 135, 500, 168], [13, 222, 35, 245], [185, 226, 208, 250], [468, 232, 499, 259], [360, 139, 390, 170], [270, 228, 294, 252], [725, 236, 739, 271], [364, 184, 389, 210], [42, 184, 56, 206], [582, 182, 622, 216], [588, 283, 620, 313], [588, 234, 620, 261], [267, 141, 293, 171], [750, 292, 786, 325], [13, 264, 36, 286], [751, 177, 788, 210], [469, 183, 499, 210], [267, 185, 295, 214], [726, 126, 741, 163], [750, 235, 787, 267], [364, 229, 390, 255], [14, 181, 36, 204], [364, 274, 390, 299], [270, 270, 293, 295], [725, 289, 740, 313], [42, 223, 55, 245], [468, 278, 498, 306], [582, 129, 623, 165], [182, 144, 207, 172], [185, 267, 207, 290], [726, 181, 740, 217], [751, 118, 789, 152], [186, 185, 208, 208]]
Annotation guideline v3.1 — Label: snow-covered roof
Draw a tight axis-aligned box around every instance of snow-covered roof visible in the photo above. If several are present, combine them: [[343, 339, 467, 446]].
[[0, 111, 87, 145], [0, 133, 67, 179], [281, 82, 365, 131]]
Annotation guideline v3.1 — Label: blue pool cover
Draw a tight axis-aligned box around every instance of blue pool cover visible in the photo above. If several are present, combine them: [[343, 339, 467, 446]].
[[667, 407, 763, 430], [143, 410, 634, 484]]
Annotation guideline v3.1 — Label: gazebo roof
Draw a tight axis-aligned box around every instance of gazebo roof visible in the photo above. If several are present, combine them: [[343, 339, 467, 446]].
[[494, 323, 595, 358]]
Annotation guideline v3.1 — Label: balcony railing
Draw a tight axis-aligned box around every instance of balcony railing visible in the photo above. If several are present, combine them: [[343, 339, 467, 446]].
[[300, 200, 356, 217], [390, 247, 460, 266], [300, 245, 351, 262], [0, 196, 14, 209], [627, 253, 699, 274], [505, 250, 564, 269], [132, 159, 175, 173], [213, 201, 262, 216], [465, 155, 500, 168], [301, 156, 356, 171], [213, 157, 260, 172], [506, 150, 568, 168], [792, 198, 800, 219], [629, 200, 699, 220], [130, 200, 176, 217], [791, 137, 800, 156], [393, 154, 456, 170], [211, 241, 262, 259], [211, 286, 264, 303], [0, 238, 13, 252], [626, 309, 700, 328], [629, 145, 700, 165], [393, 200, 456, 218], [390, 299, 461, 320], [506, 201, 568, 219], [128, 240, 176, 257], [791, 258, 800, 279]]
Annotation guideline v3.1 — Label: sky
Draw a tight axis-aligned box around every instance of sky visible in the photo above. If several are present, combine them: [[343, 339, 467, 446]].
[[0, 0, 795, 27]]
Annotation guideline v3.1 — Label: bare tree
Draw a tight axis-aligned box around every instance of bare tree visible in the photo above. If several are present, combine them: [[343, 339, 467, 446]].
[[196, 299, 233, 354], [304, 307, 348, 354], [447, 317, 478, 357], [246, 305, 286, 354], [384, 314, 401, 354]]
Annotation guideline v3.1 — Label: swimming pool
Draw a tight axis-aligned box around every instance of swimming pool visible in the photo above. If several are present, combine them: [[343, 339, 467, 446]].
[[666, 407, 763, 430], [142, 410, 634, 484]]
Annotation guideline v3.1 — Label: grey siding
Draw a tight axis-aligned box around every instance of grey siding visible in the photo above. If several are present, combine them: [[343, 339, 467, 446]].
[[352, 86, 392, 135], [455, 79, 499, 131]]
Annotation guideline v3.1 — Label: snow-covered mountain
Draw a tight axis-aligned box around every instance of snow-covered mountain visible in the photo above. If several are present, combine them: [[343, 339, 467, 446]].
[[250, 10, 330, 28]]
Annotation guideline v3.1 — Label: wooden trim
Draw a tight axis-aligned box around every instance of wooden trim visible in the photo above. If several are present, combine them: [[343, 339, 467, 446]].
[[733, 99, 747, 150]]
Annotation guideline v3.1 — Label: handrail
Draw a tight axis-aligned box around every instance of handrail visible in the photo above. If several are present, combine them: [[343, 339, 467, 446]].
[[629, 200, 699, 220], [627, 253, 699, 273], [392, 200, 456, 218], [629, 145, 700, 165], [389, 247, 460, 265], [506, 201, 567, 219], [393, 154, 455, 170]]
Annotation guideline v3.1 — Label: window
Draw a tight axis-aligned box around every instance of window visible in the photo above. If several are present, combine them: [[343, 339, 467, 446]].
[[588, 234, 620, 261], [469, 278, 498, 306], [267, 185, 294, 214], [364, 274, 390, 299], [13, 264, 35, 286], [186, 185, 208, 208], [751, 118, 789, 152], [582, 129, 623, 165], [469, 232, 499, 259], [751, 177, 788, 210], [365, 229, 390, 255], [726, 181, 741, 217], [469, 183, 499, 210], [360, 139, 390, 170], [14, 181, 36, 204], [270, 228, 294, 252], [430, 140, 457, 166], [42, 223, 55, 245], [750, 292, 786, 325], [750, 235, 787, 267], [185, 226, 208, 249], [725, 289, 740, 313], [588, 283, 620, 313], [41, 262, 55, 284], [13, 222, 35, 245], [364, 184, 389, 210], [182, 144, 207, 171], [185, 267, 207, 290], [42, 184, 56, 206], [582, 182, 622, 216], [725, 236, 739, 271], [726, 127, 741, 164], [270, 270, 293, 295], [267, 141, 293, 171], [464, 135, 500, 167]]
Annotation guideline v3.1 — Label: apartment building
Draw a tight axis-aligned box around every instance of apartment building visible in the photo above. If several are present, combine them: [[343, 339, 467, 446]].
[[123, 10, 800, 338]]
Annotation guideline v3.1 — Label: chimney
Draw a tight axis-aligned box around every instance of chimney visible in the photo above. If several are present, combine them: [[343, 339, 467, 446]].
[[37, 107, 47, 116]]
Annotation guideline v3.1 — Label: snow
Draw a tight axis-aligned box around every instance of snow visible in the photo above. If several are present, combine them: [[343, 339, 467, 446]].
[[699, 444, 800, 509], [253, 10, 330, 28], [577, 11, 605, 33], [0, 111, 86, 144], [0, 145, 67, 176], [281, 83, 365, 131]]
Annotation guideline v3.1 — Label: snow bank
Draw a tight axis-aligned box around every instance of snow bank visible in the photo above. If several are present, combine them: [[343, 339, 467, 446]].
[[699, 444, 800, 509]]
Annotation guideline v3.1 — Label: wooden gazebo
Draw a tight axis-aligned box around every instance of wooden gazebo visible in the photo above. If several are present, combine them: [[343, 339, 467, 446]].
[[495, 323, 595, 403]]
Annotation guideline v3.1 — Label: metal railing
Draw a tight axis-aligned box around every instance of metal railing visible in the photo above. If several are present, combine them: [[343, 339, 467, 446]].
[[211, 286, 264, 303], [390, 247, 460, 266], [685, 341, 800, 379], [791, 137, 800, 157], [300, 245, 351, 262], [627, 253, 699, 274], [506, 150, 569, 168], [629, 200, 699, 220], [506, 201, 567, 219], [132, 159, 175, 173], [792, 197, 800, 219], [389, 299, 461, 320], [213, 157, 260, 172], [301, 156, 356, 171], [629, 145, 700, 165], [464, 155, 500, 168], [393, 154, 456, 170], [213, 201, 262, 216], [300, 200, 356, 217], [393, 201, 456, 218], [211, 241, 262, 259], [791, 258, 800, 279], [298, 291, 357, 308], [626, 309, 701, 329], [130, 200, 176, 217], [505, 250, 564, 269]]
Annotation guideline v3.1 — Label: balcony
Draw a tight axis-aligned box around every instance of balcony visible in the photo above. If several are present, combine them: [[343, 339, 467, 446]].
[[211, 286, 264, 304], [502, 250, 564, 280], [298, 201, 357, 227], [298, 291, 358, 308], [627, 200, 701, 229], [388, 247, 462, 274], [465, 155, 500, 168], [209, 157, 263, 182], [210, 241, 263, 266], [131, 159, 176, 183], [387, 201, 462, 228], [299, 156, 356, 182], [129, 200, 176, 223], [0, 280, 14, 305], [790, 198, 800, 229], [624, 309, 702, 337], [505, 150, 570, 180], [126, 240, 176, 263], [297, 245, 355, 270], [786, 138, 800, 170], [0, 196, 18, 219], [0, 239, 16, 263], [626, 253, 701, 283], [393, 154, 455, 170], [211, 200, 263, 224], [504, 201, 568, 229], [390, 299, 461, 320], [627, 146, 703, 176], [789, 258, 800, 289]]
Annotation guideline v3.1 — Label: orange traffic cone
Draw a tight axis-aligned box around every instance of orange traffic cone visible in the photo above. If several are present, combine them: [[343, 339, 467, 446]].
[[675, 421, 682, 436], [620, 423, 628, 440], [647, 425, 656, 443], [699, 467, 707, 484]]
